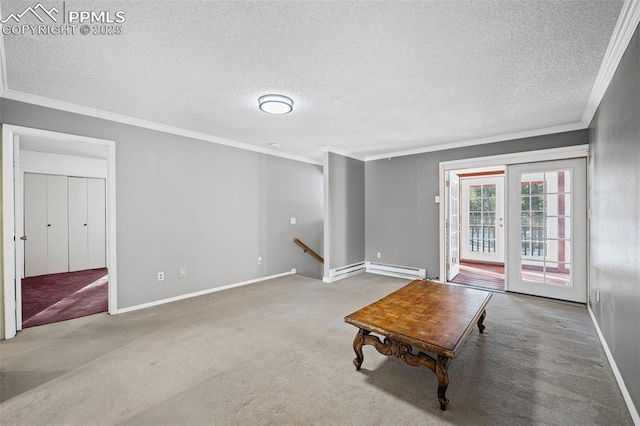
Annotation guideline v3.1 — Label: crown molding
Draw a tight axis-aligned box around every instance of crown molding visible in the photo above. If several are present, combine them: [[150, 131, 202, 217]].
[[318, 146, 365, 161], [0, 91, 587, 167], [363, 122, 587, 161], [582, 0, 640, 126], [0, 89, 323, 166]]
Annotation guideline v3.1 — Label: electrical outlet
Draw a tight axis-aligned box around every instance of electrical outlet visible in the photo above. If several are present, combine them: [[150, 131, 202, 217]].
[[290, 217, 296, 225], [179, 267, 186, 278], [157, 272, 165, 282], [377, 252, 381, 259], [257, 256, 263, 264]]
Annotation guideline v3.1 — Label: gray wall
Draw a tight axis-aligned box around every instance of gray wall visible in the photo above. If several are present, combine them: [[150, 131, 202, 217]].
[[365, 130, 588, 279], [324, 152, 364, 276], [588, 25, 640, 411], [1, 99, 323, 309]]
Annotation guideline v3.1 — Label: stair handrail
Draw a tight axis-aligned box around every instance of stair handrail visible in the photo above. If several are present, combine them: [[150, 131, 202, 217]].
[[293, 238, 324, 263]]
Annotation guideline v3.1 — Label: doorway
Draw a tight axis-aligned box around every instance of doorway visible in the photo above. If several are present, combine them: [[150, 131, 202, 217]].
[[439, 145, 589, 303], [2, 125, 118, 339], [22, 172, 108, 328], [448, 169, 506, 291]]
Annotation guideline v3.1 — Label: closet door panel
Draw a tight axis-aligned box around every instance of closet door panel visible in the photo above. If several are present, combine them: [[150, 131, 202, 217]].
[[87, 178, 106, 269], [68, 177, 89, 272], [46, 175, 69, 274], [24, 173, 48, 277]]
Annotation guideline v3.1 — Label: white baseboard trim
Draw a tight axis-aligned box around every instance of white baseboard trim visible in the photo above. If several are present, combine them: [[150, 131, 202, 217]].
[[323, 261, 366, 283], [365, 262, 427, 280], [117, 269, 296, 314], [322, 269, 363, 283], [588, 305, 639, 424]]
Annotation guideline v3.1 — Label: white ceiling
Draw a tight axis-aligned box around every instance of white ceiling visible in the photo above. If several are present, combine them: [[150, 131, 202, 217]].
[[0, 1, 625, 162]]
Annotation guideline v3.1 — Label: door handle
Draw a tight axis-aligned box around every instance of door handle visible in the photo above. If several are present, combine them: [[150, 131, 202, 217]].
[[20, 236, 27, 241]]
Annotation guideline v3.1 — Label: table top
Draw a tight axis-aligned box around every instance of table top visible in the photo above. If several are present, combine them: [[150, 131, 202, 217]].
[[345, 280, 492, 358]]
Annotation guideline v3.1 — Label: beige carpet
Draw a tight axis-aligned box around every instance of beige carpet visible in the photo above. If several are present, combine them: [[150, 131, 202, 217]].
[[0, 273, 633, 425]]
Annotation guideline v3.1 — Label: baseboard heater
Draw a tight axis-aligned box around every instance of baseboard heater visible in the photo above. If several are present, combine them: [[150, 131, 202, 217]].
[[365, 262, 426, 280], [324, 261, 366, 282]]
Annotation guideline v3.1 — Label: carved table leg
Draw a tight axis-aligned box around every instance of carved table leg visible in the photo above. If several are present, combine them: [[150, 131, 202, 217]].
[[477, 310, 487, 334], [352, 329, 370, 370], [436, 355, 450, 411]]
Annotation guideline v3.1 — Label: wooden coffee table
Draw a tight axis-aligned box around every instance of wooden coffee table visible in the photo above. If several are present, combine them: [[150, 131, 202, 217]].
[[344, 280, 492, 410]]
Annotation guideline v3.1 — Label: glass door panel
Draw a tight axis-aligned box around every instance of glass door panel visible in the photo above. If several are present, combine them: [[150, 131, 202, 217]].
[[507, 159, 586, 302], [461, 176, 504, 263]]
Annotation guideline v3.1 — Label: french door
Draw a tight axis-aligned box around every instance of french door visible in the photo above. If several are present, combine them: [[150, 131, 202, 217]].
[[506, 158, 587, 303], [447, 172, 460, 280], [461, 176, 505, 263]]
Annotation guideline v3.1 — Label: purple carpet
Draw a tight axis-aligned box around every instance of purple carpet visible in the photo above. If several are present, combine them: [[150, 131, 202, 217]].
[[21, 268, 108, 328]]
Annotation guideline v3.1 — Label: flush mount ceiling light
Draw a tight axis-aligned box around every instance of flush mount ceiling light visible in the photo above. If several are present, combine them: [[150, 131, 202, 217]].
[[259, 94, 293, 114]]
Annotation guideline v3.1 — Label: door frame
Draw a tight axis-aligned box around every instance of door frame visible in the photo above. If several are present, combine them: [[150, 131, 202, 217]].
[[2, 124, 118, 339], [459, 175, 505, 264], [439, 144, 589, 290]]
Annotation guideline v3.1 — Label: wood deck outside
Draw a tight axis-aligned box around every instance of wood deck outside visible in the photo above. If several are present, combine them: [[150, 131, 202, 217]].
[[451, 261, 572, 292], [451, 262, 505, 291]]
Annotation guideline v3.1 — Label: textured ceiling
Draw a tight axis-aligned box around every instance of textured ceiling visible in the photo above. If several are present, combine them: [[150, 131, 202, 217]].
[[1, 1, 624, 162]]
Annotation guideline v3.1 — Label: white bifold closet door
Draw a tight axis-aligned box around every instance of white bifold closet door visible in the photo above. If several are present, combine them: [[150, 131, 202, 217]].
[[24, 174, 48, 277], [25, 174, 106, 276], [68, 177, 106, 271], [47, 175, 70, 274], [68, 177, 89, 272], [24, 173, 69, 277], [87, 178, 106, 269]]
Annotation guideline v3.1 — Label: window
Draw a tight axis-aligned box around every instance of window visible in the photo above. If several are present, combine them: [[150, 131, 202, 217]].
[[468, 183, 497, 253], [519, 170, 571, 286]]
